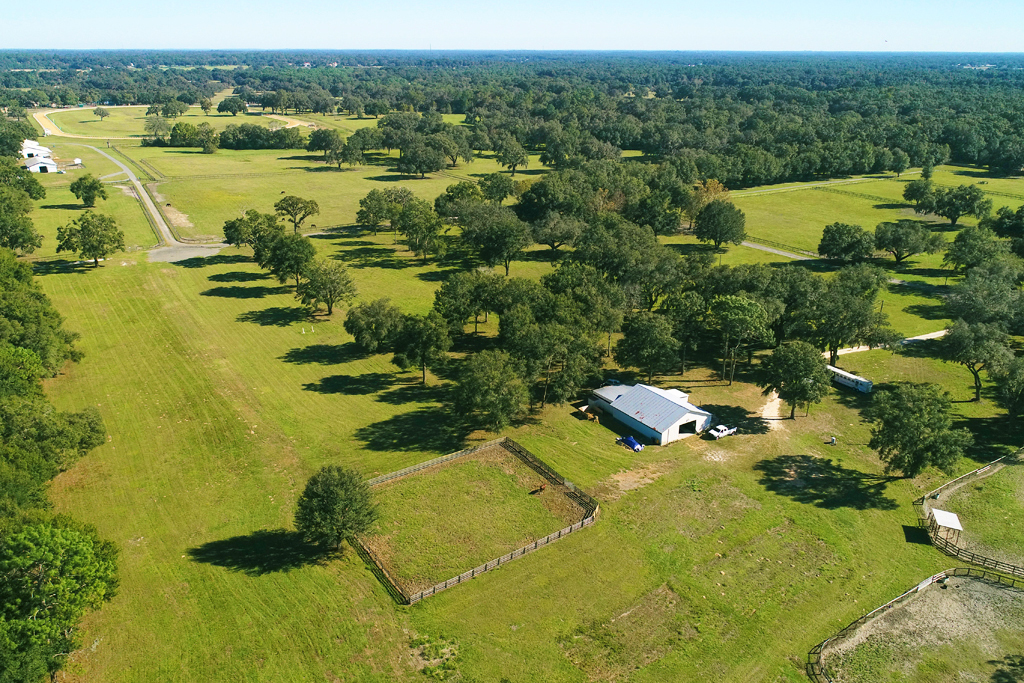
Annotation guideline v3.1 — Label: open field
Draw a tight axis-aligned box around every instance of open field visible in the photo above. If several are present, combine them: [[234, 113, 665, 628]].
[[363, 446, 586, 594], [25, 157, 1024, 681], [27, 142, 158, 258], [38, 233, 1021, 682], [47, 106, 281, 138], [944, 462, 1024, 567], [116, 146, 544, 240], [825, 576, 1024, 683]]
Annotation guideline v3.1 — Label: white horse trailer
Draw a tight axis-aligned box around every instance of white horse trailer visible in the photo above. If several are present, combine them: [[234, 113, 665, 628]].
[[826, 365, 872, 393]]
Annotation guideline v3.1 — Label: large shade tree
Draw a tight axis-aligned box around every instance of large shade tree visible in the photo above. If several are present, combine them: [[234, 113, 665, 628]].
[[56, 211, 125, 266], [757, 341, 832, 418], [294, 466, 378, 549], [865, 382, 973, 477]]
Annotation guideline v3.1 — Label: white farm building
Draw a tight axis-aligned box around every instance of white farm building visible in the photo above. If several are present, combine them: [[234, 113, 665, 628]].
[[589, 384, 714, 445], [24, 157, 58, 173], [21, 140, 53, 159]]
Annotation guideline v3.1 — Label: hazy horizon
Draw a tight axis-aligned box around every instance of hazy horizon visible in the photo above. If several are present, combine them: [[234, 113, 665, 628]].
[[6, 0, 1024, 52]]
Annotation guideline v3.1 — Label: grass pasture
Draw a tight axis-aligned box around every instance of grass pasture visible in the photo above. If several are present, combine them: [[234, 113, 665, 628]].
[[943, 461, 1024, 567], [47, 106, 280, 138], [117, 146, 543, 240], [825, 576, 1024, 683], [363, 445, 587, 594], [27, 161, 1024, 682]]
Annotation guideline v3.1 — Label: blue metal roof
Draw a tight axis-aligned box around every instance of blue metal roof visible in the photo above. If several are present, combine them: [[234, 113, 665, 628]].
[[609, 384, 710, 434]]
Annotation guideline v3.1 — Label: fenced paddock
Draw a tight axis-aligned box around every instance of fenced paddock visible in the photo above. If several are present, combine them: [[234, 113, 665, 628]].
[[913, 451, 1024, 579], [807, 567, 1024, 682], [355, 437, 599, 604]]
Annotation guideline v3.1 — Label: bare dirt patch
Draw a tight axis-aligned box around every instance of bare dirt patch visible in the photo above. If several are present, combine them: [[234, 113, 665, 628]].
[[760, 391, 787, 431], [561, 584, 698, 681], [112, 183, 138, 199], [598, 463, 671, 501], [148, 183, 195, 230], [825, 576, 1024, 682]]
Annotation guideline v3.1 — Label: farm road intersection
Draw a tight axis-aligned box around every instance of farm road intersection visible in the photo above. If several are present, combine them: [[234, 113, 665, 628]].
[[55, 143, 227, 263]]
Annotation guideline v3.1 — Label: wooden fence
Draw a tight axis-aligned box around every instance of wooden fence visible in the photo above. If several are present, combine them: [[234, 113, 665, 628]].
[[407, 514, 597, 604], [356, 437, 599, 605], [807, 567, 1024, 682], [743, 235, 819, 257], [912, 451, 1023, 578], [364, 437, 508, 487]]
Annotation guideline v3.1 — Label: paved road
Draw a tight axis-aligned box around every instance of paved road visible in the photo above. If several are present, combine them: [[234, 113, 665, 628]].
[[831, 329, 948, 358], [56, 143, 225, 262]]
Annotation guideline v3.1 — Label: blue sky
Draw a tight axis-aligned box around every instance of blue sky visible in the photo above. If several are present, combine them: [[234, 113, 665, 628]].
[[6, 0, 1024, 51]]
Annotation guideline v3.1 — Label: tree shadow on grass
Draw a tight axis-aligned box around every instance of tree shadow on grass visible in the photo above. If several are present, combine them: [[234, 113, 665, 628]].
[[208, 271, 271, 283], [416, 267, 463, 283], [952, 414, 1024, 462], [236, 306, 309, 327], [175, 254, 251, 269], [354, 406, 469, 453], [40, 203, 88, 211], [304, 373, 396, 395], [902, 525, 931, 545], [375, 381, 449, 405], [201, 285, 290, 299], [187, 529, 332, 576], [279, 342, 365, 365], [700, 403, 771, 436], [339, 245, 415, 270], [904, 302, 950, 322], [31, 259, 94, 276], [988, 654, 1024, 683], [754, 454, 900, 510]]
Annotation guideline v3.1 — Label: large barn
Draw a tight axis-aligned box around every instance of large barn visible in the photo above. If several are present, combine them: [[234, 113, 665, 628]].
[[589, 384, 714, 445]]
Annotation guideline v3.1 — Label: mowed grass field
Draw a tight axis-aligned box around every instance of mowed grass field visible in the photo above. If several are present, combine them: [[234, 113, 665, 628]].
[[47, 106, 280, 138], [37, 220, 1021, 682], [27, 142, 158, 258], [116, 146, 544, 240], [26, 145, 1024, 681], [365, 449, 584, 593]]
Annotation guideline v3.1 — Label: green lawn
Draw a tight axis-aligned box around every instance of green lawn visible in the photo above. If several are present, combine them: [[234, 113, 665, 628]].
[[365, 451, 582, 593], [116, 146, 543, 240], [26, 144, 158, 258], [943, 462, 1024, 565], [48, 106, 279, 138], [29, 160, 1024, 681]]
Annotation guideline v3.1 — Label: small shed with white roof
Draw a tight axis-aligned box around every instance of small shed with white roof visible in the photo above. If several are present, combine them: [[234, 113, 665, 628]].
[[589, 384, 714, 445]]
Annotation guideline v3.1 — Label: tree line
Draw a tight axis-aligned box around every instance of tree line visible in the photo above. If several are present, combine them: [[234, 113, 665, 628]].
[[0, 249, 118, 681]]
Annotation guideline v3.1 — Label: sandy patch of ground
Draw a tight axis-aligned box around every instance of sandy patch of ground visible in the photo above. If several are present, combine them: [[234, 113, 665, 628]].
[[825, 575, 1024, 681], [759, 392, 787, 431], [113, 183, 138, 199], [148, 184, 194, 230], [603, 463, 670, 499]]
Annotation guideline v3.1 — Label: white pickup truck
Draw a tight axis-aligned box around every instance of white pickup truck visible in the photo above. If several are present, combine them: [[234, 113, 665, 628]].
[[708, 425, 737, 440]]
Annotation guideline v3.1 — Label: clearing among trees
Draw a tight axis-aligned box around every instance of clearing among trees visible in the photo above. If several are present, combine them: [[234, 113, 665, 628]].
[[359, 440, 595, 597]]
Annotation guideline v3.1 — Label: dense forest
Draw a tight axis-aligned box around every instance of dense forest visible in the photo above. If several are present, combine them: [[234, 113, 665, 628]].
[[6, 52, 1024, 183]]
